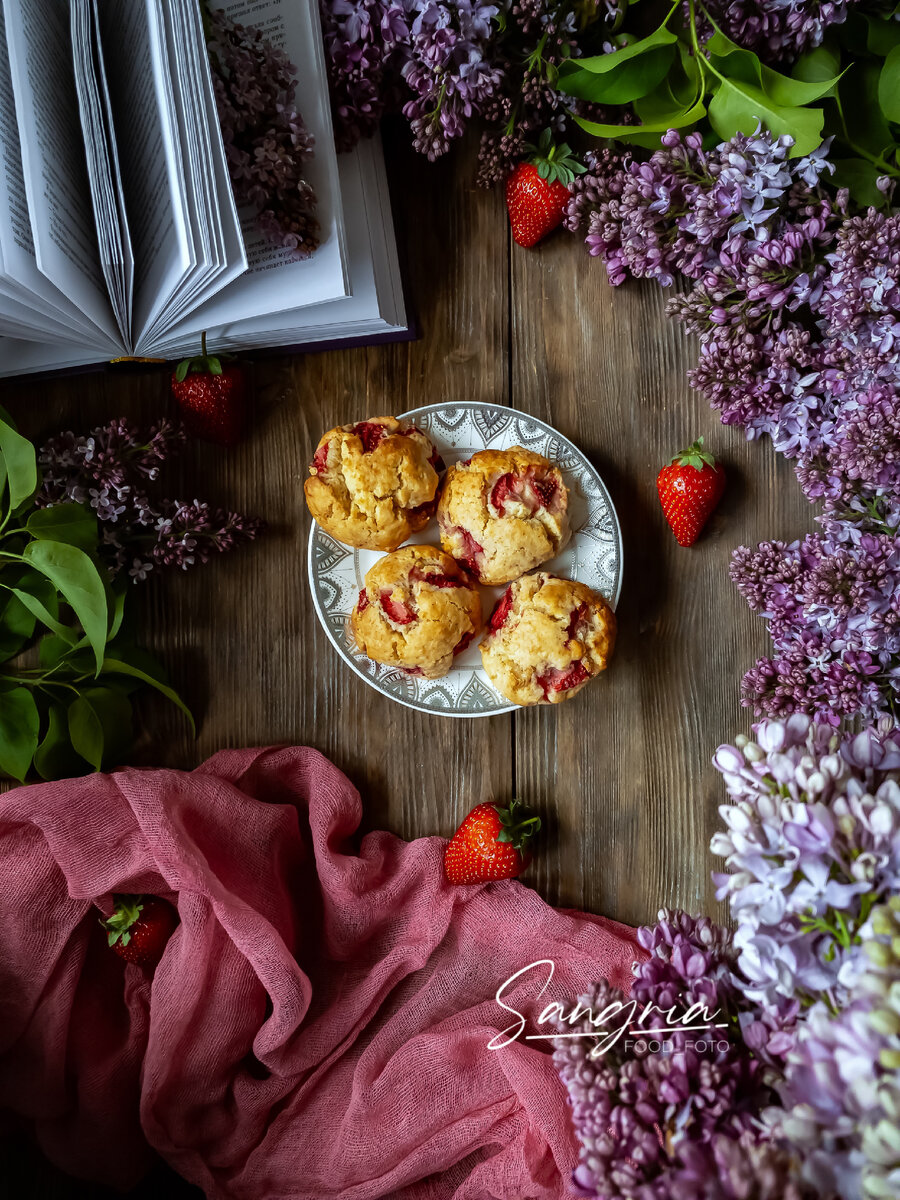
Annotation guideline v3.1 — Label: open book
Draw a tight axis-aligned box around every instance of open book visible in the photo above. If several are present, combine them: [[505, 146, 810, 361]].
[[0, 0, 408, 378]]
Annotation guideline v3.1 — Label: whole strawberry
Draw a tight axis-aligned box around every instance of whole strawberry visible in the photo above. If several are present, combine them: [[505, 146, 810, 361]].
[[171, 331, 247, 446], [444, 799, 541, 885], [506, 130, 585, 249], [656, 437, 726, 547], [103, 894, 179, 971]]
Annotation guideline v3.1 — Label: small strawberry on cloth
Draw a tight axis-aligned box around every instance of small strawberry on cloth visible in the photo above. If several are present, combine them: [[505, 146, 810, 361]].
[[0, 748, 641, 1199]]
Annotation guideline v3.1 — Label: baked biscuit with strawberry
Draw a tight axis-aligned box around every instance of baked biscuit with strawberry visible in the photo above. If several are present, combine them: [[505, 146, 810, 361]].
[[350, 545, 482, 679], [437, 447, 569, 585], [305, 417, 444, 551], [480, 573, 615, 706]]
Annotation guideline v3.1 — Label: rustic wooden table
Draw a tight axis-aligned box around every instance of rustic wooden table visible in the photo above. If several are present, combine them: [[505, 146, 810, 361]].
[[0, 127, 814, 1196]]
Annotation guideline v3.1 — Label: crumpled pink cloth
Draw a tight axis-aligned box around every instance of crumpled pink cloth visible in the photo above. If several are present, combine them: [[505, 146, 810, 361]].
[[0, 746, 641, 1199]]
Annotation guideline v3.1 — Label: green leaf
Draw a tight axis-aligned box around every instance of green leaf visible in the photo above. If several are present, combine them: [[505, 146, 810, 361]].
[[101, 657, 195, 734], [67, 685, 133, 772], [557, 43, 675, 104], [705, 29, 842, 107], [575, 95, 707, 141], [0, 687, 40, 782], [0, 414, 38, 513], [842, 61, 894, 158], [23, 541, 109, 675], [566, 21, 678, 76], [707, 78, 825, 157], [108, 584, 127, 642], [867, 15, 900, 56], [0, 579, 36, 660], [34, 703, 89, 781], [831, 157, 890, 207], [879, 45, 900, 123], [8, 587, 79, 643], [793, 40, 842, 84], [38, 632, 78, 669], [25, 503, 99, 553]]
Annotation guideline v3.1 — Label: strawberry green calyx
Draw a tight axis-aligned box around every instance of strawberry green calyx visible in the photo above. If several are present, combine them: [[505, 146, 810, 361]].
[[103, 895, 144, 948], [669, 436, 718, 473], [523, 128, 586, 189], [492, 798, 541, 849], [174, 330, 227, 382]]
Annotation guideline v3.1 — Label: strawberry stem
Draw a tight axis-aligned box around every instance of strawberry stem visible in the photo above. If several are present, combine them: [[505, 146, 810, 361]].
[[670, 436, 718, 472], [102, 894, 145, 947], [493, 798, 541, 849]]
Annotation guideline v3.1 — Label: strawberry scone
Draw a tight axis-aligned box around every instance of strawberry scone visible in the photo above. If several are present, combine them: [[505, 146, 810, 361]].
[[480, 573, 615, 706], [350, 545, 482, 679], [305, 416, 444, 551], [437, 447, 569, 584]]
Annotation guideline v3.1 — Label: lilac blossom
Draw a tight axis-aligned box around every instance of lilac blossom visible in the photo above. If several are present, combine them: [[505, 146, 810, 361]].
[[38, 419, 264, 582], [711, 717, 900, 1015], [552, 910, 792, 1199], [207, 7, 319, 256], [692, 0, 862, 63], [764, 899, 900, 1199]]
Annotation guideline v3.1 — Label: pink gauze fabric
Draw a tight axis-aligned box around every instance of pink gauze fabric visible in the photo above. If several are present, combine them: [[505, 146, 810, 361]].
[[0, 745, 642, 1200]]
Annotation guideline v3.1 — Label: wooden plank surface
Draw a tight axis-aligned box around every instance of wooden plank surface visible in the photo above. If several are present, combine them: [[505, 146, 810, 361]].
[[0, 128, 815, 923], [0, 126, 814, 1194]]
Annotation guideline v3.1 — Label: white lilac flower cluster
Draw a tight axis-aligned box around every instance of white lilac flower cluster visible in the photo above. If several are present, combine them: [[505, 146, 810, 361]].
[[713, 716, 900, 1199]]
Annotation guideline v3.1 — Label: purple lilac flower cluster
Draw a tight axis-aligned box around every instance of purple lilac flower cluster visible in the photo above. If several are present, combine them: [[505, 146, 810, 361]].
[[320, 0, 620, 184], [207, 7, 319, 256], [39, 418, 264, 582], [710, 717, 900, 1199], [567, 127, 900, 724], [552, 908, 811, 1198], [730, 518, 900, 723], [693, 0, 862, 63]]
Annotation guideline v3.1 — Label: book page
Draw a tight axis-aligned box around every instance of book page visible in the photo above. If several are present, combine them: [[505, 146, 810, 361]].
[[0, 2, 114, 344], [97, 0, 192, 340], [150, 0, 347, 347], [71, 0, 134, 345], [2, 0, 118, 345], [136, 0, 246, 347]]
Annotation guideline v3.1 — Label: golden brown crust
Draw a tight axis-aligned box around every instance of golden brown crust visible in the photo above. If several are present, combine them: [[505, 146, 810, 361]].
[[304, 416, 441, 551], [350, 545, 482, 679], [480, 573, 615, 706], [437, 447, 570, 585]]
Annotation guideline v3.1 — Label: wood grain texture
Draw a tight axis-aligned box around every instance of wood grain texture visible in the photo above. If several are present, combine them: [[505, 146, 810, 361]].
[[508, 235, 813, 924], [0, 125, 816, 1194]]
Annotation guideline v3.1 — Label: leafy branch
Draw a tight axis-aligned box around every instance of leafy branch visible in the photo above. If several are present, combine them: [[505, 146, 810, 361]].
[[555, 0, 900, 207], [0, 410, 192, 783]]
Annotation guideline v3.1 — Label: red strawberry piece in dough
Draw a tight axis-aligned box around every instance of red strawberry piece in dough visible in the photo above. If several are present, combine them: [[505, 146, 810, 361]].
[[353, 421, 388, 453], [380, 591, 417, 624], [430, 452, 446, 472], [408, 498, 438, 522], [454, 527, 484, 576], [566, 602, 590, 641], [453, 630, 475, 656], [488, 587, 515, 634], [491, 469, 558, 516], [357, 588, 369, 613], [490, 473, 518, 515], [531, 471, 559, 510], [311, 440, 331, 474], [401, 665, 425, 676], [410, 566, 467, 589], [538, 661, 590, 698]]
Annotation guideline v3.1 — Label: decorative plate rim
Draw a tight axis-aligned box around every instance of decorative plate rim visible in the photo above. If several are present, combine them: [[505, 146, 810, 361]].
[[307, 402, 623, 718]]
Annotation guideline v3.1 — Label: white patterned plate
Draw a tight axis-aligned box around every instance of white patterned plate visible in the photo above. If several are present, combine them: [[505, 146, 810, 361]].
[[307, 403, 622, 717]]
